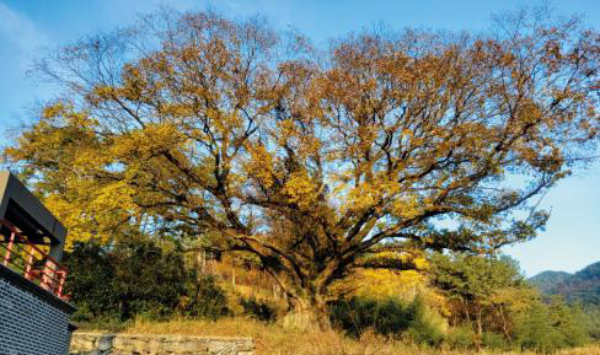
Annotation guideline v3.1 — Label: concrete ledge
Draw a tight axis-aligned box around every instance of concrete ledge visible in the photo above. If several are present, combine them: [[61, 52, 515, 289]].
[[70, 332, 255, 355]]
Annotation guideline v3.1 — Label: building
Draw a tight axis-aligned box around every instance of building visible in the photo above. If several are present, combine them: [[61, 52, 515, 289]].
[[0, 171, 76, 355]]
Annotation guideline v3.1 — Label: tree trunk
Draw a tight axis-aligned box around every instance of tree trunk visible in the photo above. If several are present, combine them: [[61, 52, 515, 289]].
[[499, 306, 512, 341], [460, 296, 471, 323], [475, 306, 483, 351], [281, 296, 331, 331]]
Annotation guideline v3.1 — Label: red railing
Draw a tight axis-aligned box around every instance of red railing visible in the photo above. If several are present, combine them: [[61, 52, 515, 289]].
[[0, 219, 69, 301]]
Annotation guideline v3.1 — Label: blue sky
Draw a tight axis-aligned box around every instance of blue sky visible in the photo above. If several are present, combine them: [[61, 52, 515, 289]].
[[0, 0, 598, 276]]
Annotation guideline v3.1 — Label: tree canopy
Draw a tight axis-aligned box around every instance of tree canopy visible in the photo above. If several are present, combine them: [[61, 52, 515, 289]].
[[5, 8, 599, 325]]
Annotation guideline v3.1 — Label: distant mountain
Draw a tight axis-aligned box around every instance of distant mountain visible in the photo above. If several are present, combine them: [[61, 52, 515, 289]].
[[529, 262, 600, 306], [530, 270, 572, 294]]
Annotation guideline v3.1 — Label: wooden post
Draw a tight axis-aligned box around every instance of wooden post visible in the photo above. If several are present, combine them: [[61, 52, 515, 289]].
[[56, 271, 67, 300], [2, 232, 15, 266], [24, 245, 35, 280], [41, 260, 57, 292]]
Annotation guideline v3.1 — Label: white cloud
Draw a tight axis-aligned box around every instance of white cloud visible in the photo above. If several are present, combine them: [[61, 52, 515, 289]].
[[0, 2, 48, 56]]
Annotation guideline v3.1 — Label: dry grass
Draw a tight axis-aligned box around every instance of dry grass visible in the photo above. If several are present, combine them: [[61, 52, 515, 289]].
[[77, 318, 600, 355], [558, 348, 600, 355]]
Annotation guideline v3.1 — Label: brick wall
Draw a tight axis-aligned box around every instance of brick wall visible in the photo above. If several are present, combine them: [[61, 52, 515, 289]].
[[0, 265, 76, 355]]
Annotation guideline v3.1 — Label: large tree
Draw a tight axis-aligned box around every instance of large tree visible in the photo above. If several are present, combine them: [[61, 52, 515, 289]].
[[5, 8, 599, 326]]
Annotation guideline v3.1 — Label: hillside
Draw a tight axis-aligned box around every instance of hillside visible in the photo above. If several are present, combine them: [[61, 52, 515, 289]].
[[529, 270, 572, 294], [530, 262, 600, 305]]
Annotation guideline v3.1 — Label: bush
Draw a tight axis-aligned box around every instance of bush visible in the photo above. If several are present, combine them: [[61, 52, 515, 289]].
[[181, 275, 230, 320], [513, 299, 589, 353], [583, 306, 600, 340], [64, 242, 118, 321], [445, 326, 476, 350], [405, 296, 446, 346], [64, 240, 229, 322], [482, 332, 511, 351], [329, 295, 445, 345], [513, 303, 565, 353], [240, 297, 277, 322], [329, 297, 409, 338]]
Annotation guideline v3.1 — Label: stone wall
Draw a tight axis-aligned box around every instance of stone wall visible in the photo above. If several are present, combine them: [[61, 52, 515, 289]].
[[0, 265, 76, 355], [70, 333, 255, 355]]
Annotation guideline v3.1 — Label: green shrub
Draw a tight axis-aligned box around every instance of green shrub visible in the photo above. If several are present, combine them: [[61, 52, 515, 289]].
[[240, 297, 277, 322], [64, 242, 119, 322], [553, 303, 589, 348], [405, 296, 446, 346], [181, 275, 230, 320], [329, 295, 445, 345], [372, 298, 412, 338], [482, 332, 511, 351], [513, 299, 589, 353], [513, 304, 565, 353], [64, 240, 229, 322], [583, 306, 600, 340], [329, 297, 409, 338], [445, 326, 475, 350]]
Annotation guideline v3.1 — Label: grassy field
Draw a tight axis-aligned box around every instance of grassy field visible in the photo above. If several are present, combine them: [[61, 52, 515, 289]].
[[78, 318, 600, 355]]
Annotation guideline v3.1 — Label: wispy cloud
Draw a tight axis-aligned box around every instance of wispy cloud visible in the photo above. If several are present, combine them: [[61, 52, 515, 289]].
[[0, 2, 47, 52], [0, 2, 51, 127]]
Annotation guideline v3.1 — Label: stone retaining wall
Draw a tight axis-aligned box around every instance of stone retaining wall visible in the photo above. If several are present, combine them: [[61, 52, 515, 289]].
[[70, 333, 255, 355]]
